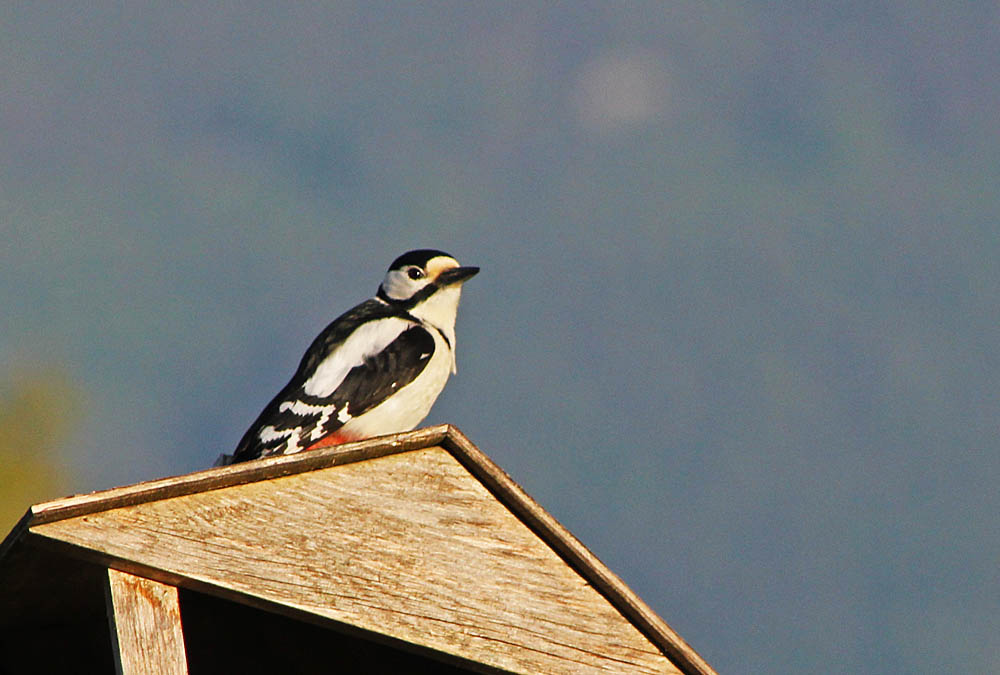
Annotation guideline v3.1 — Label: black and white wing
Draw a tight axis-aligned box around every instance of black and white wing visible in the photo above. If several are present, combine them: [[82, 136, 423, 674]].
[[231, 300, 435, 462]]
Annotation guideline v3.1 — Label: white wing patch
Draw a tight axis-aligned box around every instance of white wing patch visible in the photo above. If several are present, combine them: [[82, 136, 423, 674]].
[[303, 317, 411, 397], [276, 399, 339, 442], [278, 400, 334, 416], [259, 425, 303, 454], [258, 399, 346, 451]]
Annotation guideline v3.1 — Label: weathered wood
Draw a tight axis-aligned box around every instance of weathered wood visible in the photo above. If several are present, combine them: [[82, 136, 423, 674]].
[[443, 432, 718, 675], [105, 568, 188, 675], [6, 425, 714, 674], [26, 426, 452, 527], [36, 448, 679, 674]]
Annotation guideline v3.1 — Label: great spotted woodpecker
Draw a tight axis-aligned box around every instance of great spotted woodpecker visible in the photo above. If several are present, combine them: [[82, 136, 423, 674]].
[[225, 249, 478, 464]]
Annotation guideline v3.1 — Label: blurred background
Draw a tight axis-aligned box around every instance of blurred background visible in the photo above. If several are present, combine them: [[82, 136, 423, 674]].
[[2, 3, 998, 673]]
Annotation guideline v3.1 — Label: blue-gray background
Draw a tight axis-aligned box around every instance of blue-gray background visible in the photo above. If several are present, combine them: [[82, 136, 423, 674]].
[[2, 4, 998, 673]]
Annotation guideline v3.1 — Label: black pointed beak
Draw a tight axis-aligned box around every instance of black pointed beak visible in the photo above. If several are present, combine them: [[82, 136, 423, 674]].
[[437, 265, 479, 286]]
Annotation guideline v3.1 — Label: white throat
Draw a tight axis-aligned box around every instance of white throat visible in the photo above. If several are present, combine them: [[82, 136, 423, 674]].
[[409, 284, 463, 372]]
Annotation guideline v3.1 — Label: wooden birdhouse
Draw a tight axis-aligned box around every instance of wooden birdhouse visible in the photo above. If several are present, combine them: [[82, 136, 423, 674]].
[[0, 425, 715, 674]]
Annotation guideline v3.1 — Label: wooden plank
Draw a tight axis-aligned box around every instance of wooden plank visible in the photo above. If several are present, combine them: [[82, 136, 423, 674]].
[[24, 426, 451, 527], [37, 448, 679, 675], [8, 425, 714, 674], [441, 430, 718, 675], [105, 568, 188, 675]]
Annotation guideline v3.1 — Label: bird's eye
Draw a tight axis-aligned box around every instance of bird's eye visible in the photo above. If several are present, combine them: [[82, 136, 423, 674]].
[[407, 267, 425, 280]]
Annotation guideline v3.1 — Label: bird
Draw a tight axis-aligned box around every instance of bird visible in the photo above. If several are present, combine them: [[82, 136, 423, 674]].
[[224, 249, 478, 464]]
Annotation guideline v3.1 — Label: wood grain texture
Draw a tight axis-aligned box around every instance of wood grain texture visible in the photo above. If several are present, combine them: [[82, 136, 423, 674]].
[[25, 426, 452, 527], [36, 448, 679, 674], [8, 426, 713, 674], [105, 568, 188, 675], [443, 432, 718, 675]]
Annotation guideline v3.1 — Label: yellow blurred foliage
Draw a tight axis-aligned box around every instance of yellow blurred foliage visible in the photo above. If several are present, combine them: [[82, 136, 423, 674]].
[[0, 370, 82, 536]]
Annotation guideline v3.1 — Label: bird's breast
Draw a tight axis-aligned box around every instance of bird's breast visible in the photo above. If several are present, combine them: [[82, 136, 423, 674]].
[[337, 330, 455, 438]]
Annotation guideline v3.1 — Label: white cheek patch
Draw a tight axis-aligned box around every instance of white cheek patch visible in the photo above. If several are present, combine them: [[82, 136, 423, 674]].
[[381, 269, 427, 300]]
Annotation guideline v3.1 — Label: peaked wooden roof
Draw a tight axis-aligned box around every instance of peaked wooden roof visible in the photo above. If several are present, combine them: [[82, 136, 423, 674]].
[[0, 425, 714, 675]]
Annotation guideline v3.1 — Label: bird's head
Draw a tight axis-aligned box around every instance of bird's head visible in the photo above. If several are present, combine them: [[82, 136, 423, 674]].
[[377, 250, 478, 362], [377, 249, 479, 305]]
